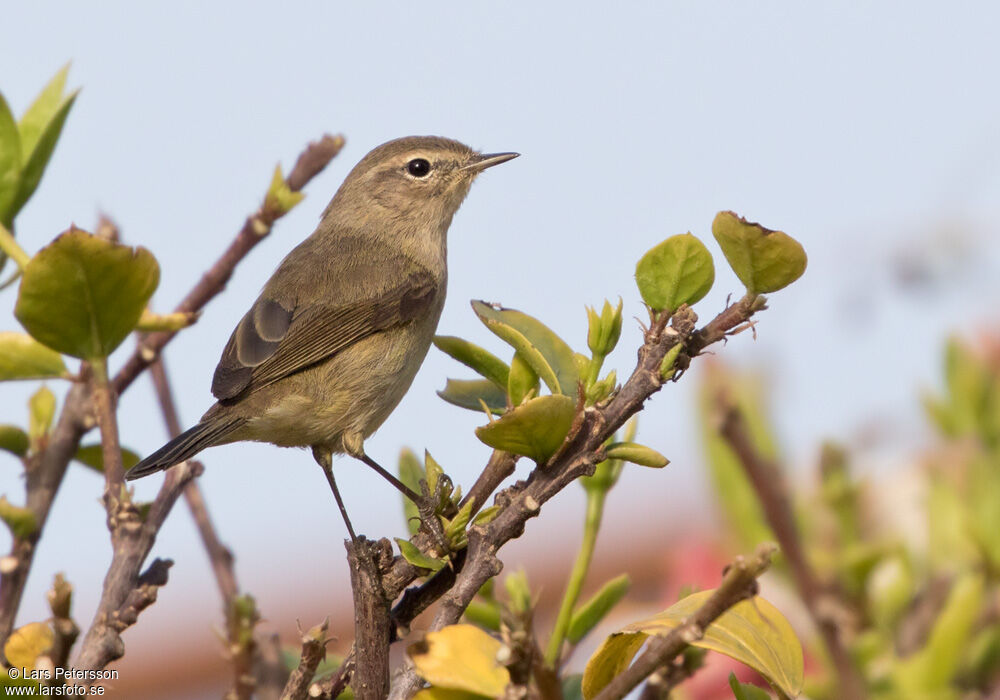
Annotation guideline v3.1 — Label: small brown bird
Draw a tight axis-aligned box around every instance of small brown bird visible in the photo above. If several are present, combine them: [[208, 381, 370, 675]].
[[126, 136, 518, 537]]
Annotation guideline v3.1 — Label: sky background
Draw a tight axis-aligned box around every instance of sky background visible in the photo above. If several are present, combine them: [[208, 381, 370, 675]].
[[1, 0, 999, 691]]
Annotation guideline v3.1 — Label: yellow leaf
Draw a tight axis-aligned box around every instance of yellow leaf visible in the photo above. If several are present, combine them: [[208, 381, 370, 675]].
[[414, 688, 491, 700], [583, 591, 803, 699], [408, 624, 510, 697], [4, 621, 54, 668]]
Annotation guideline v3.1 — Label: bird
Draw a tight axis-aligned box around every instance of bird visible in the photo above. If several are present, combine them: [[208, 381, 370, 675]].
[[126, 136, 518, 538]]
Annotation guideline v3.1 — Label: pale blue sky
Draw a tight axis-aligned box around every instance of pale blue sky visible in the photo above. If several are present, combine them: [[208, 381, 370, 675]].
[[1, 0, 999, 683]]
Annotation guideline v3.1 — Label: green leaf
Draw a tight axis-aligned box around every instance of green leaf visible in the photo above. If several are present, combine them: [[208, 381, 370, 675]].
[[712, 211, 806, 295], [471, 300, 580, 396], [0, 92, 22, 227], [562, 675, 584, 700], [73, 444, 141, 474], [395, 538, 446, 573], [437, 378, 507, 414], [587, 298, 623, 358], [583, 591, 803, 699], [398, 449, 424, 536], [0, 496, 38, 538], [567, 574, 631, 644], [698, 367, 775, 552], [604, 442, 669, 468], [463, 600, 501, 632], [9, 90, 78, 219], [15, 228, 160, 359], [408, 624, 510, 697], [17, 64, 70, 162], [635, 233, 715, 313], [0, 425, 29, 457], [475, 394, 576, 463], [504, 570, 533, 614], [507, 352, 539, 406], [28, 386, 55, 441], [894, 573, 984, 692], [0, 331, 67, 380], [433, 336, 510, 390], [728, 673, 772, 700]]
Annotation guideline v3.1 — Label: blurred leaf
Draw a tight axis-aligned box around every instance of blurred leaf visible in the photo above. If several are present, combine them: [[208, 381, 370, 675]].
[[438, 378, 507, 415], [0, 424, 29, 457], [698, 367, 775, 551], [9, 91, 78, 220], [504, 570, 533, 615], [562, 675, 584, 700], [0, 331, 67, 380], [398, 449, 423, 536], [408, 624, 509, 696], [712, 211, 806, 295], [463, 599, 502, 632], [604, 442, 668, 468], [17, 64, 69, 163], [475, 394, 576, 463], [73, 443, 141, 474], [635, 232, 715, 313], [264, 164, 304, 215], [0, 92, 21, 227], [3, 621, 53, 669], [28, 385, 55, 441], [0, 496, 38, 538], [443, 499, 475, 548], [583, 591, 803, 699], [15, 228, 159, 359], [867, 555, 914, 631], [894, 573, 983, 693], [567, 574, 631, 644], [395, 538, 446, 573], [471, 300, 580, 396], [728, 673, 772, 700], [507, 352, 539, 406], [967, 454, 1000, 570], [433, 336, 510, 389]]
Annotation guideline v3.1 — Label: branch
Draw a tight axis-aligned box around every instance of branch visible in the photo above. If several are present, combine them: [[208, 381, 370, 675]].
[[591, 545, 775, 700], [279, 619, 330, 700], [717, 400, 867, 700], [347, 537, 394, 700], [0, 134, 342, 654], [388, 299, 762, 697]]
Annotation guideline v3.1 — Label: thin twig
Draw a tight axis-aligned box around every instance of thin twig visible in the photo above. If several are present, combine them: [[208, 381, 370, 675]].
[[717, 400, 867, 700]]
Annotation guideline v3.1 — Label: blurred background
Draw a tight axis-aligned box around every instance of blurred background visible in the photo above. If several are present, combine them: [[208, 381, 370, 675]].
[[1, 2, 999, 697]]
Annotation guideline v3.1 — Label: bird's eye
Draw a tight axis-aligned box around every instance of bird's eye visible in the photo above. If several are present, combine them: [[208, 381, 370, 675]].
[[406, 158, 431, 177]]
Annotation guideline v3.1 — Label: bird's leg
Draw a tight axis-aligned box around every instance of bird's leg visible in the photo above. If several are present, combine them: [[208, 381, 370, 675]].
[[342, 432, 422, 503], [312, 446, 357, 543], [342, 432, 450, 554]]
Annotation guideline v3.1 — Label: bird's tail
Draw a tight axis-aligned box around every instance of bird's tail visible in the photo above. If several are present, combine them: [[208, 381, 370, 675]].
[[126, 417, 245, 480]]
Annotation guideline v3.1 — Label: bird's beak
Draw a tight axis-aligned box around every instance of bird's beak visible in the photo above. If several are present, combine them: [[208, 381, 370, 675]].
[[462, 151, 520, 172]]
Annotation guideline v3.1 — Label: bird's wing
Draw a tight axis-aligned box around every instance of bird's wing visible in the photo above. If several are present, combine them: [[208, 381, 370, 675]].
[[211, 261, 439, 401]]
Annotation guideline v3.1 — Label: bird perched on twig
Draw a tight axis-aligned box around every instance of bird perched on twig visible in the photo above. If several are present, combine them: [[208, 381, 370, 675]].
[[126, 136, 518, 539]]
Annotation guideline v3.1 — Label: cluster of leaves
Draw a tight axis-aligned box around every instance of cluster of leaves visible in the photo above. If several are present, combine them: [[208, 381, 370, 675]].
[[388, 214, 807, 699], [700, 335, 1000, 699]]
